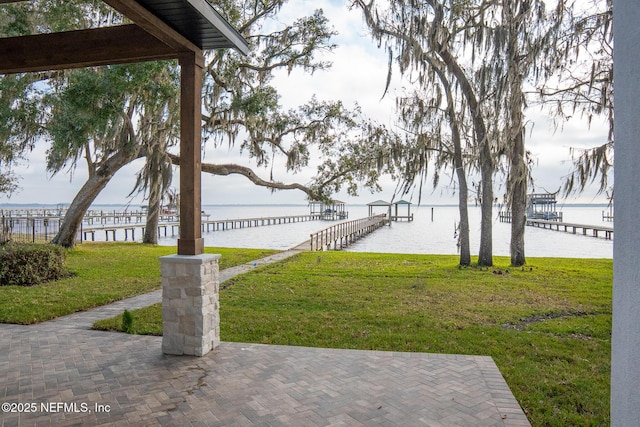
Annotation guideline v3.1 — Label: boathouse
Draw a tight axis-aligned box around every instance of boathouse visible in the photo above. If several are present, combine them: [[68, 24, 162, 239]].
[[367, 199, 391, 217], [392, 199, 414, 221], [367, 199, 413, 221], [526, 192, 562, 221], [500, 192, 564, 223], [309, 200, 348, 220]]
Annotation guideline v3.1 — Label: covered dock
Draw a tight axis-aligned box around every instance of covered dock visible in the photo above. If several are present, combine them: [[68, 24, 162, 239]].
[[391, 199, 414, 221], [367, 199, 414, 221], [367, 199, 391, 218], [309, 200, 348, 220], [526, 192, 563, 221], [500, 192, 564, 223]]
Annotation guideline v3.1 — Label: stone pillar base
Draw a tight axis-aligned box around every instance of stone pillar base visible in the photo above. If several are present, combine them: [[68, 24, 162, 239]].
[[159, 254, 220, 356]]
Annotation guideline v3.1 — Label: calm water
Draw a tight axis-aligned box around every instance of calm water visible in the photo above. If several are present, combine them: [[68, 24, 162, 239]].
[[0, 203, 614, 258], [165, 204, 613, 258]]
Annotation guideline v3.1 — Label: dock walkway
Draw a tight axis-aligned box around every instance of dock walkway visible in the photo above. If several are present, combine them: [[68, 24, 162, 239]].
[[1, 209, 323, 243], [526, 218, 614, 240], [498, 212, 613, 241], [79, 214, 323, 242], [310, 214, 387, 251]]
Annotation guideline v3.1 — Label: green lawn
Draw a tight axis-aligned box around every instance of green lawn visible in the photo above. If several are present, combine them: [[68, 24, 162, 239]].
[[0, 242, 278, 324], [95, 251, 612, 426], [1, 244, 612, 426]]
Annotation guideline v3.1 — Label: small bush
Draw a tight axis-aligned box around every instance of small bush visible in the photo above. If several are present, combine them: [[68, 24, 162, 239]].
[[122, 309, 135, 334], [0, 243, 68, 286]]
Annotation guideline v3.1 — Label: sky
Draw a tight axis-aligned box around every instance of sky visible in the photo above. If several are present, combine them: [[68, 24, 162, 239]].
[[0, 0, 610, 207]]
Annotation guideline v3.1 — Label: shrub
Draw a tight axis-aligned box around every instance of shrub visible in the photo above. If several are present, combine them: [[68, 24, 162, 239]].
[[122, 309, 135, 334], [0, 243, 68, 286]]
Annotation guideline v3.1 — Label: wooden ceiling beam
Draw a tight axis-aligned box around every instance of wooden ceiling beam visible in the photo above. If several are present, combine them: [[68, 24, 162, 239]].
[[0, 24, 179, 74]]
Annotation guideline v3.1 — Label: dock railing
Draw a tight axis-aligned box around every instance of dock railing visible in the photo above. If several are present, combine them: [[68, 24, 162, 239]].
[[0, 215, 63, 244], [310, 214, 387, 251], [0, 212, 327, 244]]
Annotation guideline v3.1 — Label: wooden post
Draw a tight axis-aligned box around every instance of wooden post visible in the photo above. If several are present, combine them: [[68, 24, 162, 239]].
[[177, 51, 205, 256]]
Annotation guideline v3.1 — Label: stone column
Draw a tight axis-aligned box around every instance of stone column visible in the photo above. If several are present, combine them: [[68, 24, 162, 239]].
[[160, 254, 220, 356], [612, 1, 640, 425]]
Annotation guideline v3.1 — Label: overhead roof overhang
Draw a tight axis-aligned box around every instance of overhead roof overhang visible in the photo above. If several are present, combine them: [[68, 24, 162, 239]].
[[0, 0, 249, 75], [134, 0, 249, 51]]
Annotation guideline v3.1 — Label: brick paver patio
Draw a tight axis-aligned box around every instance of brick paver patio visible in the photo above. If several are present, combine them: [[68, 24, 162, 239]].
[[0, 250, 530, 426]]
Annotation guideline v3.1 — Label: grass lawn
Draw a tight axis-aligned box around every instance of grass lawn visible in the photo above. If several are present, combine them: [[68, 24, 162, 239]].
[[0, 242, 279, 324], [1, 243, 612, 425], [94, 251, 612, 426]]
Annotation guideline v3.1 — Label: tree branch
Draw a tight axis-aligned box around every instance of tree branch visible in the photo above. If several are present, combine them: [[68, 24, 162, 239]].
[[167, 152, 323, 200]]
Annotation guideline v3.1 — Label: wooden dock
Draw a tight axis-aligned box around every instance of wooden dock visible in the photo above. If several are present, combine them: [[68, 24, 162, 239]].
[[500, 211, 564, 222], [526, 218, 614, 240], [1, 211, 325, 244], [200, 214, 321, 231], [309, 214, 387, 251], [79, 214, 323, 242]]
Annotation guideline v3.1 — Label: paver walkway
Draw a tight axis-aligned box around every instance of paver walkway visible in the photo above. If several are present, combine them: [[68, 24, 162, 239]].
[[41, 249, 305, 331], [0, 248, 530, 427]]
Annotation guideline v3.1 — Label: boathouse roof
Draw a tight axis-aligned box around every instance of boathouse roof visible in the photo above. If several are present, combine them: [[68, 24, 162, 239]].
[[393, 199, 412, 205], [528, 193, 557, 205], [367, 200, 391, 206], [309, 199, 345, 205]]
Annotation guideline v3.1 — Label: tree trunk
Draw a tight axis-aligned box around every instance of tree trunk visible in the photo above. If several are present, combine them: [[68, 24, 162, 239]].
[[510, 147, 527, 266], [52, 151, 140, 248], [478, 145, 494, 266], [435, 65, 471, 266], [425, 2, 493, 266], [506, 0, 528, 267], [143, 173, 161, 244], [508, 90, 527, 266], [439, 50, 494, 266], [455, 163, 471, 266]]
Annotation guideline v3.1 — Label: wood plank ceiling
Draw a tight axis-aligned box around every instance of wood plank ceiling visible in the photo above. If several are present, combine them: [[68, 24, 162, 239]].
[[0, 0, 248, 73]]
